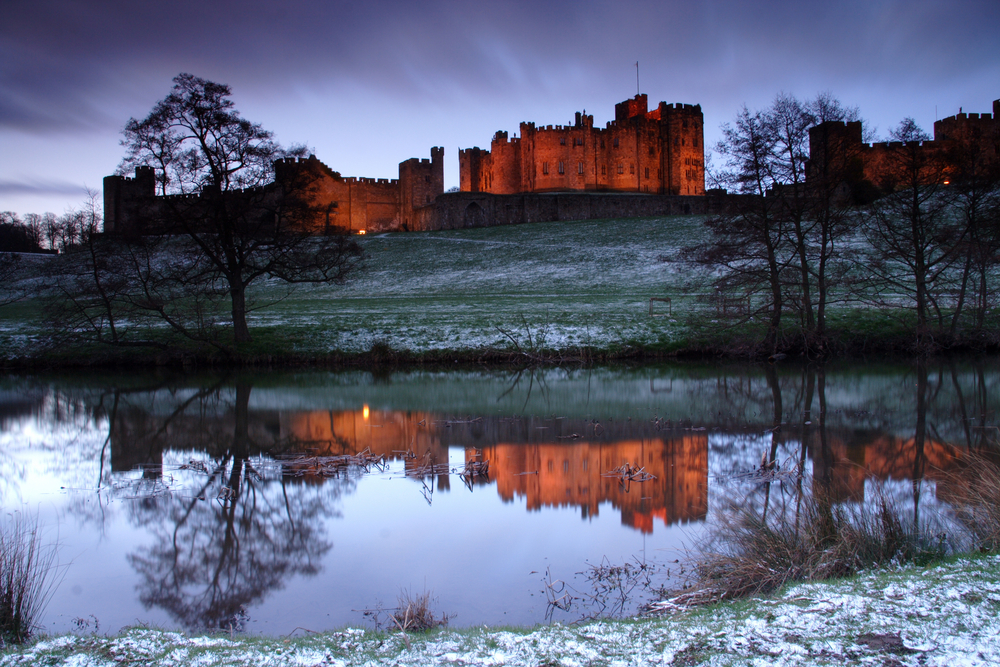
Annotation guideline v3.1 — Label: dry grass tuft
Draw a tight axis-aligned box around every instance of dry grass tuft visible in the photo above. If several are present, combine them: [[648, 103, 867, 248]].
[[651, 480, 947, 613], [0, 512, 62, 645], [948, 451, 1000, 551], [391, 589, 448, 632]]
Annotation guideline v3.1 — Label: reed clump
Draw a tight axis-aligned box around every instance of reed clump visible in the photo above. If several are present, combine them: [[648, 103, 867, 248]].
[[391, 589, 448, 632], [948, 452, 1000, 551], [0, 512, 62, 645], [652, 482, 947, 612]]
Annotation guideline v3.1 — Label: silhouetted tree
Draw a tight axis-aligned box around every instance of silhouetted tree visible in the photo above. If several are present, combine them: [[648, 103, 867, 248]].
[[696, 93, 865, 353], [862, 119, 966, 347], [943, 122, 1000, 334], [112, 73, 362, 344]]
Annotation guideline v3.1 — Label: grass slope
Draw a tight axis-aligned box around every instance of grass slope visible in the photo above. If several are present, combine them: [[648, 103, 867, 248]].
[[4, 555, 999, 666], [4, 214, 997, 366]]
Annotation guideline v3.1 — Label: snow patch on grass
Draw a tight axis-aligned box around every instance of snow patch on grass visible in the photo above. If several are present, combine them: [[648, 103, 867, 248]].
[[6, 555, 999, 666]]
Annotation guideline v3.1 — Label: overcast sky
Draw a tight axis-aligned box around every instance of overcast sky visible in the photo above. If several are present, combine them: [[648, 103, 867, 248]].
[[2, 0, 998, 216]]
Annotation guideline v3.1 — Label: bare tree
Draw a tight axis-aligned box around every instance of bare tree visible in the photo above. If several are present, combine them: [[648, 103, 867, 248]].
[[696, 93, 866, 353], [944, 122, 1000, 334], [94, 73, 363, 347], [862, 119, 966, 347]]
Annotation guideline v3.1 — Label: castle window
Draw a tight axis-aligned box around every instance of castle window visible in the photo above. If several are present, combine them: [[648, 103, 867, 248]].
[[575, 137, 583, 146], [601, 164, 606, 175], [630, 164, 635, 175], [683, 119, 688, 128], [617, 163, 624, 174], [543, 162, 549, 174], [644, 167, 649, 179], [694, 136, 698, 147], [675, 137, 679, 146], [613, 137, 619, 148], [560, 136, 566, 146], [649, 146, 655, 155], [600, 139, 605, 149], [558, 162, 565, 174], [578, 162, 584, 174]]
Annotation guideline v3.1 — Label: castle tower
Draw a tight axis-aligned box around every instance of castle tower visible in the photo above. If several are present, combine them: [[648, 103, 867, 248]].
[[103, 166, 155, 234], [399, 147, 445, 231]]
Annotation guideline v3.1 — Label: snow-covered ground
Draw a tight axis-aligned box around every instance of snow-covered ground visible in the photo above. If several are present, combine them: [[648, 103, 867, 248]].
[[5, 554, 999, 666]]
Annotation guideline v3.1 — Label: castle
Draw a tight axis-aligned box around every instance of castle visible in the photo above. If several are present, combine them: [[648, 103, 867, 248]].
[[103, 94, 999, 236], [806, 99, 1000, 193], [103, 94, 707, 235], [460, 94, 705, 196], [104, 149, 444, 235]]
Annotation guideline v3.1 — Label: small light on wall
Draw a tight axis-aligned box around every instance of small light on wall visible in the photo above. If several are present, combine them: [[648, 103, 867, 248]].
[[357, 229, 367, 235], [363, 404, 370, 420]]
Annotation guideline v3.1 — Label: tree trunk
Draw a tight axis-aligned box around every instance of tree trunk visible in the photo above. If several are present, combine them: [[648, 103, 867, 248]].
[[230, 281, 252, 343]]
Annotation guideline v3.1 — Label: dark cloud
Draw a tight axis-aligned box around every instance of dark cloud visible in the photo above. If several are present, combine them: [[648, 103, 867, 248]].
[[0, 178, 92, 197], [4, 0, 996, 133]]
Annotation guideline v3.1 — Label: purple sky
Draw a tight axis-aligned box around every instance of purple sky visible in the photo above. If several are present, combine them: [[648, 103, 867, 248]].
[[2, 0, 998, 216]]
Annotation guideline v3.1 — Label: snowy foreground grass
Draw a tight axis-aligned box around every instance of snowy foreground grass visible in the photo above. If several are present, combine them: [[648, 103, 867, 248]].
[[5, 555, 999, 667]]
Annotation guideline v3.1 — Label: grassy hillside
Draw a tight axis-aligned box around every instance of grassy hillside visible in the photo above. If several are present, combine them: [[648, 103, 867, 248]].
[[2, 213, 996, 366]]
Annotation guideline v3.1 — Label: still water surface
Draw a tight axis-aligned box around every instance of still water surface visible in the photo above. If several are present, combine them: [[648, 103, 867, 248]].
[[1, 361, 996, 635]]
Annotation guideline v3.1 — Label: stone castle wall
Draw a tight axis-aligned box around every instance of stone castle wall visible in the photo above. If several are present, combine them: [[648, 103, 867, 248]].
[[806, 98, 1000, 189], [459, 94, 705, 198]]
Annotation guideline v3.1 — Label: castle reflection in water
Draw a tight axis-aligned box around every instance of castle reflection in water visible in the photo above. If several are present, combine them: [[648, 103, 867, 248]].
[[108, 403, 966, 534]]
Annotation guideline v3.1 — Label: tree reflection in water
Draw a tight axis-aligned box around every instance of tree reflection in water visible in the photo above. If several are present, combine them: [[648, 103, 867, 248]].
[[123, 386, 340, 631]]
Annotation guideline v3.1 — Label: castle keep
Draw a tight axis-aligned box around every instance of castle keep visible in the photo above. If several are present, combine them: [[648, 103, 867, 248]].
[[460, 94, 705, 196]]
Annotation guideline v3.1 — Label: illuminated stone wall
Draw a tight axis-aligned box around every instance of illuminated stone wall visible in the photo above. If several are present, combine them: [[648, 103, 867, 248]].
[[459, 95, 705, 197]]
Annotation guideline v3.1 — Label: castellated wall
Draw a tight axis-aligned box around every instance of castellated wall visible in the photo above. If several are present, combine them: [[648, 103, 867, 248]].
[[105, 149, 444, 236], [806, 97, 999, 192], [459, 94, 705, 197]]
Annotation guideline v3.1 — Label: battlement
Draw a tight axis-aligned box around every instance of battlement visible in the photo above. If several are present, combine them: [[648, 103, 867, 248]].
[[864, 140, 937, 150], [344, 177, 398, 185]]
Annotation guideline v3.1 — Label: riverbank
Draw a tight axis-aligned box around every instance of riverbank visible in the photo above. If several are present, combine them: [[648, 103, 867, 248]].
[[4, 554, 999, 666], [2, 215, 997, 370]]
